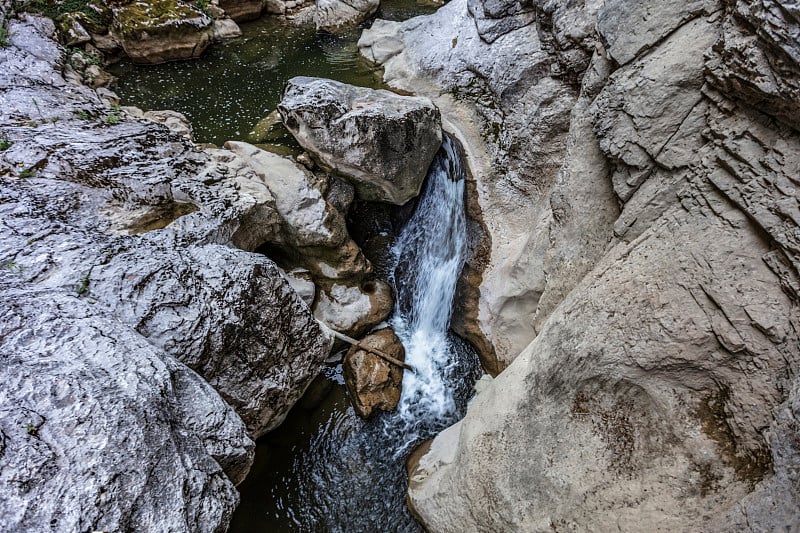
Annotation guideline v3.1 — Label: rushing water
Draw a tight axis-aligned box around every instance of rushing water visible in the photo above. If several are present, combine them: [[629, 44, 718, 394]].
[[231, 136, 480, 532], [108, 4, 480, 528]]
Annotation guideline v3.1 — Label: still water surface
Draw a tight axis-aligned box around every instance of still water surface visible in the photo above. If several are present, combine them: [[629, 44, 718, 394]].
[[109, 0, 437, 145]]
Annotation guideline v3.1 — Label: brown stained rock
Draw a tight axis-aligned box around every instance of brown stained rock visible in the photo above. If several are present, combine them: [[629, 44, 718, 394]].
[[343, 328, 405, 418]]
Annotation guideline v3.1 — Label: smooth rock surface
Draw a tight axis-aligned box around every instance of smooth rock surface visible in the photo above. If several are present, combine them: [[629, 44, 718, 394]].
[[362, 0, 800, 530], [279, 76, 442, 205], [343, 327, 405, 418]]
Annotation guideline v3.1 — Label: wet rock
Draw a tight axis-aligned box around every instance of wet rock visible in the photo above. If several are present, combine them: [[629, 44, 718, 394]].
[[111, 0, 215, 64], [343, 328, 405, 418], [279, 76, 442, 205], [314, 0, 379, 33]]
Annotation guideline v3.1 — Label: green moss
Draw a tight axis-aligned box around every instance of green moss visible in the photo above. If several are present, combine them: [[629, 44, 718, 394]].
[[0, 137, 12, 151], [0, 25, 9, 48], [25, 0, 111, 29], [115, 0, 207, 36]]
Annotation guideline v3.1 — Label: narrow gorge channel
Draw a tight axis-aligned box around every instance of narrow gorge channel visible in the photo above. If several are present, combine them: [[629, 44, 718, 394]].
[[108, 5, 480, 531], [232, 135, 480, 531]]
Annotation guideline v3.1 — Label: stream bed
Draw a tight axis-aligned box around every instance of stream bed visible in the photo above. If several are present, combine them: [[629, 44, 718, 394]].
[[109, 4, 481, 531]]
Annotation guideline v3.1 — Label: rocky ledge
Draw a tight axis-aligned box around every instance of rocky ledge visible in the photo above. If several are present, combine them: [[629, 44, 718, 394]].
[[361, 0, 800, 530]]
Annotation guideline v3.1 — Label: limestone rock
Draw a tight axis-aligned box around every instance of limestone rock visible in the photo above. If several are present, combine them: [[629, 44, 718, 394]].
[[362, 0, 800, 531], [314, 0, 379, 33], [218, 0, 266, 21], [360, 0, 580, 369], [596, 0, 718, 65], [225, 141, 349, 250], [143, 109, 194, 139], [278, 76, 442, 205], [112, 0, 215, 64], [314, 280, 393, 338], [0, 282, 254, 533], [213, 17, 242, 40], [0, 18, 332, 531], [467, 0, 535, 43], [56, 12, 91, 46], [343, 327, 405, 418]]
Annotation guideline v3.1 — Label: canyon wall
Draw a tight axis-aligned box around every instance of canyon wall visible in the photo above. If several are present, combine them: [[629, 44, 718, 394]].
[[361, 0, 800, 530]]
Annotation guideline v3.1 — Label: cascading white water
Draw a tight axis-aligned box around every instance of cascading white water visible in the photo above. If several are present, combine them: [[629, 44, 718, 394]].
[[389, 135, 468, 449], [233, 134, 479, 532]]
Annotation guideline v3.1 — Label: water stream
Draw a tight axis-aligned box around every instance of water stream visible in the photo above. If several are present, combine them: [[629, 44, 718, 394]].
[[231, 136, 480, 531], [109, 5, 481, 529]]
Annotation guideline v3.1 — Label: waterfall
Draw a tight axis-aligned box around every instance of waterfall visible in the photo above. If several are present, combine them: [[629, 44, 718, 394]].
[[388, 135, 468, 454], [232, 134, 479, 532]]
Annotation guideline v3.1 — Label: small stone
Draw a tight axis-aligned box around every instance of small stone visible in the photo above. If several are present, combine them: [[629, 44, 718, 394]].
[[297, 151, 314, 169], [343, 327, 405, 418]]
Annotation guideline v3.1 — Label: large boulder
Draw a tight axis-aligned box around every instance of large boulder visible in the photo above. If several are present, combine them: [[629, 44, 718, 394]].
[[314, 0, 379, 33], [223, 141, 392, 337], [0, 281, 253, 533], [111, 0, 215, 64], [278, 76, 442, 205], [343, 327, 405, 418]]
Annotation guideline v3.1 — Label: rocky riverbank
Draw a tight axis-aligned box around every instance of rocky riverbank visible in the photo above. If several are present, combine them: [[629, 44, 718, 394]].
[[0, 12, 339, 532], [360, 0, 800, 530]]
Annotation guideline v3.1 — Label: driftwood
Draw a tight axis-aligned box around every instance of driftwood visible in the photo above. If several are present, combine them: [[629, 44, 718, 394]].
[[327, 328, 416, 373]]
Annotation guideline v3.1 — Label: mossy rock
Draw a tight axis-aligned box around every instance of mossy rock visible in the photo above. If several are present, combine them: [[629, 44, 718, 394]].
[[111, 0, 214, 63], [114, 0, 211, 38]]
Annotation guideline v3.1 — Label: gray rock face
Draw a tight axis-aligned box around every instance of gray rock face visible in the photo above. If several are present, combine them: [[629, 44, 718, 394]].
[[279, 76, 442, 205], [315, 0, 379, 33], [0, 281, 252, 533], [361, 0, 800, 530], [0, 15, 332, 531]]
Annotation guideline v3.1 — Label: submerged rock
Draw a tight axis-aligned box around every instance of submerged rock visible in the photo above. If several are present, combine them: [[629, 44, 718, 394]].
[[343, 327, 405, 418], [279, 76, 442, 205], [314, 0, 379, 33]]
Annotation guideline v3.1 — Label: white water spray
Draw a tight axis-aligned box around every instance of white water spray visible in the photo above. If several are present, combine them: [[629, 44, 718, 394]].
[[389, 135, 467, 444]]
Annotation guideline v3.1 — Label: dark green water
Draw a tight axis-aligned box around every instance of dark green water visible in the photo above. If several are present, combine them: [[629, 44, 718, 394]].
[[109, 0, 438, 146]]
